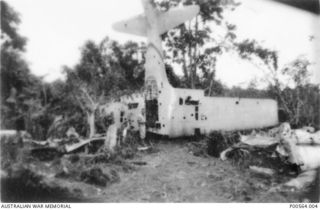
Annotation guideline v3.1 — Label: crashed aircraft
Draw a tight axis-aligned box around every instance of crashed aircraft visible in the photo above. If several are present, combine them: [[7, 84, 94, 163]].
[[109, 0, 278, 138]]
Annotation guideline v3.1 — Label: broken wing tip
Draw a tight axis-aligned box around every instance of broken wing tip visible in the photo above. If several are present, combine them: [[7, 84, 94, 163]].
[[193, 5, 200, 14], [111, 22, 122, 32], [182, 4, 200, 13]]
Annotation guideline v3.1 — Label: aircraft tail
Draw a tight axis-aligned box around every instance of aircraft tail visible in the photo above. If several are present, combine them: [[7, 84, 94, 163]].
[[112, 14, 147, 37], [158, 6, 199, 35], [112, 5, 199, 37]]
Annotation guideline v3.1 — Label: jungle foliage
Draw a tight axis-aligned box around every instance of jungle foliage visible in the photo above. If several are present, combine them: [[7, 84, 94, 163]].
[[1, 0, 319, 141]]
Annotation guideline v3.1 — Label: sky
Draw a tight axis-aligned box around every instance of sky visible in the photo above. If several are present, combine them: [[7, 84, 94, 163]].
[[6, 0, 320, 87]]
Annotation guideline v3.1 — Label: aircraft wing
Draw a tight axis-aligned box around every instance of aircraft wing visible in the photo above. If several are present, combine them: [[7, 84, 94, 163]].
[[112, 5, 199, 37], [158, 5, 200, 34], [112, 14, 148, 37]]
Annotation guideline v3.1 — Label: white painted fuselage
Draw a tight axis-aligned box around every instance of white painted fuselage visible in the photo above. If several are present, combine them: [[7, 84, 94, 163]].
[[112, 0, 278, 138]]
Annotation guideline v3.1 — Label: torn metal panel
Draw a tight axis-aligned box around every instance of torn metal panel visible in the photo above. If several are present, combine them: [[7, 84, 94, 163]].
[[240, 134, 278, 148], [284, 170, 318, 190], [277, 123, 320, 171], [249, 166, 275, 177]]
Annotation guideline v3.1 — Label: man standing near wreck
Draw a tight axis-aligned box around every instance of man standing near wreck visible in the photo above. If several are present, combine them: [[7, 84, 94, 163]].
[[137, 108, 147, 146], [102, 113, 118, 153]]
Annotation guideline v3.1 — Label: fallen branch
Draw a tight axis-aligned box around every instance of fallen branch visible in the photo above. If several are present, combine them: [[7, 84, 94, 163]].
[[64, 137, 106, 153], [130, 161, 147, 166]]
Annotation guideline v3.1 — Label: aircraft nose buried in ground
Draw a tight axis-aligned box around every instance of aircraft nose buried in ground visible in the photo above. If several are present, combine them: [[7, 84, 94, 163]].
[[112, 0, 278, 138]]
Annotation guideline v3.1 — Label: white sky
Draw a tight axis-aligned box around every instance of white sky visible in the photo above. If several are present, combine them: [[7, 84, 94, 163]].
[[6, 0, 320, 87]]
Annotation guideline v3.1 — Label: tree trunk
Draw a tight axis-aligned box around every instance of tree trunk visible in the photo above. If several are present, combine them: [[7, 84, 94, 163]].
[[188, 50, 194, 88], [180, 26, 188, 84], [295, 86, 301, 125], [182, 50, 188, 84], [208, 73, 214, 96], [273, 84, 294, 121], [87, 111, 95, 138], [79, 87, 98, 138], [192, 16, 199, 89], [188, 21, 194, 89]]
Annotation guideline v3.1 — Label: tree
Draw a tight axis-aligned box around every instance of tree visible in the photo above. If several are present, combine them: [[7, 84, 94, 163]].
[[1, 0, 28, 100], [1, 1, 45, 136], [116, 41, 146, 89], [61, 37, 145, 137], [280, 57, 319, 127], [234, 39, 290, 111], [42, 79, 88, 139], [0, 1, 27, 51], [155, 0, 239, 89], [235, 39, 319, 127]]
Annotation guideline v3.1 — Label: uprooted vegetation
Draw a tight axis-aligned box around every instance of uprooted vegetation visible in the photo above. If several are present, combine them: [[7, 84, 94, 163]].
[[0, 131, 148, 202], [1, 123, 319, 203]]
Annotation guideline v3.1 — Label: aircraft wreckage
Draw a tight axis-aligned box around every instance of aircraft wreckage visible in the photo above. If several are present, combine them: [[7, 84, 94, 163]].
[[107, 0, 278, 138]]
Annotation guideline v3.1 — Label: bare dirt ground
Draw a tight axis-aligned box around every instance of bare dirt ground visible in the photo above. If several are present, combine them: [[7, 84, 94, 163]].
[[91, 140, 300, 203], [2, 138, 310, 203]]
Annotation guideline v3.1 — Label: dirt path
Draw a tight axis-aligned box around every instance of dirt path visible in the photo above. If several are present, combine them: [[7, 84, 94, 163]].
[[93, 140, 297, 203], [1, 139, 303, 202]]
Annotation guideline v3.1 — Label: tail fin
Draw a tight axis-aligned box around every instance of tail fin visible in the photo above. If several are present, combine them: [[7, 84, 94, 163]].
[[112, 5, 199, 37]]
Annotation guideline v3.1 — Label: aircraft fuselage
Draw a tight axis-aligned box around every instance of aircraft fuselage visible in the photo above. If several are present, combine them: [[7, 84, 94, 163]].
[[112, 0, 278, 138]]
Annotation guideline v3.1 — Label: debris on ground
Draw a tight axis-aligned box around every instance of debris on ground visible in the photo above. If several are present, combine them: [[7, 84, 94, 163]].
[[300, 126, 316, 133], [284, 170, 317, 190], [220, 147, 235, 161], [249, 166, 275, 177], [80, 167, 119, 187], [66, 127, 80, 139], [64, 137, 105, 153], [31, 147, 63, 161], [217, 122, 320, 195], [240, 133, 278, 148], [1, 165, 85, 202], [1, 121, 319, 202], [137, 146, 150, 151], [276, 123, 320, 171], [207, 132, 240, 158], [187, 140, 210, 157], [0, 123, 143, 202], [131, 161, 147, 166]]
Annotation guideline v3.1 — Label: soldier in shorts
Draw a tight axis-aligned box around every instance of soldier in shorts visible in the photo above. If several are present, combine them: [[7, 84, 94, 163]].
[[137, 108, 147, 146]]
